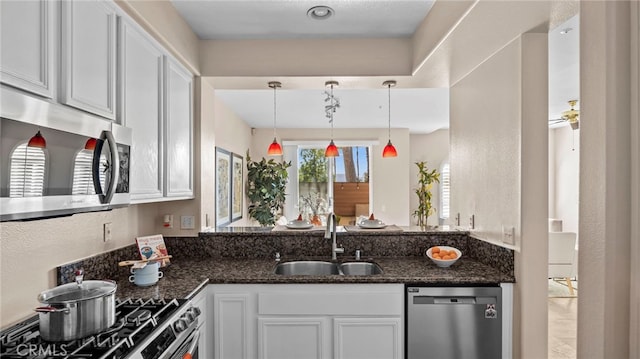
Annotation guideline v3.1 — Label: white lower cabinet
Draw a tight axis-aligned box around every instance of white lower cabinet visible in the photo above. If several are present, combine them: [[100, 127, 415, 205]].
[[259, 317, 331, 359], [334, 317, 402, 359], [207, 284, 403, 359]]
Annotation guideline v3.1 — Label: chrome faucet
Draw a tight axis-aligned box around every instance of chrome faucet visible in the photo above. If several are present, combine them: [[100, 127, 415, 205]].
[[325, 212, 344, 260]]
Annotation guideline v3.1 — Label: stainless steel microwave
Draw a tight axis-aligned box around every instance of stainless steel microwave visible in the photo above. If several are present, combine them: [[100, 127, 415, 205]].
[[0, 86, 131, 221]]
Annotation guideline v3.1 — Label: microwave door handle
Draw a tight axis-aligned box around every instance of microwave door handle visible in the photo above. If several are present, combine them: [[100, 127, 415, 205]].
[[92, 131, 119, 204]]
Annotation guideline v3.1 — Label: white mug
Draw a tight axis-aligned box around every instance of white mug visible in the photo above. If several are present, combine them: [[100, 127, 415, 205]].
[[129, 261, 163, 287]]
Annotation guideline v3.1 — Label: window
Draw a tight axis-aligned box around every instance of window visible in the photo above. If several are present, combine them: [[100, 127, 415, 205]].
[[440, 161, 450, 219], [9, 143, 46, 197], [288, 143, 371, 223]]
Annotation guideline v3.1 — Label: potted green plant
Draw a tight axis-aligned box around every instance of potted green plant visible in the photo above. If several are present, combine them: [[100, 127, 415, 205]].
[[246, 151, 291, 226], [412, 161, 440, 229]]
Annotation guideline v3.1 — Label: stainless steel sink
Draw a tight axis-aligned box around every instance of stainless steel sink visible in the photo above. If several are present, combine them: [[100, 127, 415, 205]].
[[339, 262, 383, 275], [273, 261, 340, 275], [273, 260, 383, 276]]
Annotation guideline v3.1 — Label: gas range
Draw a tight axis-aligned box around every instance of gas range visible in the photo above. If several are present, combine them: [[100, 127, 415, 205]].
[[0, 298, 200, 359]]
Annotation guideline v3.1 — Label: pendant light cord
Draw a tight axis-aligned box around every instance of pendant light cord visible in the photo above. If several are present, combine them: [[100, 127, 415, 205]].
[[387, 83, 391, 139], [330, 83, 334, 138], [273, 85, 277, 138]]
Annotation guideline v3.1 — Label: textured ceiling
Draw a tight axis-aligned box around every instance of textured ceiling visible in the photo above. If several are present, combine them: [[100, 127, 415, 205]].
[[170, 0, 436, 40]]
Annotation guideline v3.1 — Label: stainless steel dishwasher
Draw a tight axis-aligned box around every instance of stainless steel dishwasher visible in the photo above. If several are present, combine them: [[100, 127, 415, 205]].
[[406, 286, 502, 359]]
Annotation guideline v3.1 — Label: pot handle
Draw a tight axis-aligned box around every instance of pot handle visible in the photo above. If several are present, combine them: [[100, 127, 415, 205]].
[[35, 306, 70, 314]]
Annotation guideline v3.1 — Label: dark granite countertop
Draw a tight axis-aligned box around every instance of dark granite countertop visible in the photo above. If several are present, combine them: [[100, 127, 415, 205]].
[[114, 255, 514, 300]]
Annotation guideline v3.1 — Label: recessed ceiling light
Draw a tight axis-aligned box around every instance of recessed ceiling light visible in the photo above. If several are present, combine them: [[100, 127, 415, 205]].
[[307, 5, 334, 20], [560, 28, 573, 35]]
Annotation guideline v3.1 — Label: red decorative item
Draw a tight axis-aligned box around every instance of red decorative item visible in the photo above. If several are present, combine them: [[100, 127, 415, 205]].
[[27, 131, 46, 148], [325, 140, 339, 157], [382, 140, 397, 158], [84, 138, 97, 150], [267, 138, 283, 155]]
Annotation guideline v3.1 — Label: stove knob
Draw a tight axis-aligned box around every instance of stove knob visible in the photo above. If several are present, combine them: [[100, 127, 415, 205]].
[[184, 311, 196, 323], [173, 318, 188, 333], [189, 306, 202, 317]]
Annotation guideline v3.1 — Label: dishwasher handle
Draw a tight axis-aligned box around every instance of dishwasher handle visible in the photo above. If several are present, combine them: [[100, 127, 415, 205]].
[[433, 297, 476, 304], [412, 296, 497, 305]]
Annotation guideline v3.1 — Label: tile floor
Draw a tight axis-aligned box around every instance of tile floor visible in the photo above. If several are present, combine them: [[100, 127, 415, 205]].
[[548, 279, 578, 359]]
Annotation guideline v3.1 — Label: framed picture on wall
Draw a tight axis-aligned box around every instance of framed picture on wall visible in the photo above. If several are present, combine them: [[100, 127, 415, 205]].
[[231, 152, 243, 222], [215, 147, 231, 226]]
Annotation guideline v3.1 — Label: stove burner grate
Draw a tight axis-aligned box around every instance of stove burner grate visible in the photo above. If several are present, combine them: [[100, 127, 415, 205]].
[[0, 298, 184, 359]]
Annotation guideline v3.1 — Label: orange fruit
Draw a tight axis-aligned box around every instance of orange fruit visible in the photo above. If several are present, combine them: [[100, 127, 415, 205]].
[[449, 252, 458, 259], [432, 253, 440, 259], [443, 255, 452, 260], [440, 249, 449, 256], [432, 247, 441, 254]]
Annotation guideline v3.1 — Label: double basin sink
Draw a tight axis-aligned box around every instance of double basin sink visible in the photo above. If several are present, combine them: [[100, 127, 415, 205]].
[[274, 260, 383, 276]]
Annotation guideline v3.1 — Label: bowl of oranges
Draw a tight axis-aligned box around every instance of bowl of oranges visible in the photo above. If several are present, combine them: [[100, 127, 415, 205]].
[[425, 246, 462, 268]]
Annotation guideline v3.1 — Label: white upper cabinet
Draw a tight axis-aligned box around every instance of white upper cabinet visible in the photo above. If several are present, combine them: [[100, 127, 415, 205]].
[[0, 0, 54, 98], [60, 0, 117, 119], [164, 57, 194, 198], [118, 16, 164, 201]]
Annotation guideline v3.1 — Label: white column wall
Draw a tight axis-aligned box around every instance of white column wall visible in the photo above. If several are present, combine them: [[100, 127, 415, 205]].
[[578, 1, 632, 358], [450, 33, 549, 358]]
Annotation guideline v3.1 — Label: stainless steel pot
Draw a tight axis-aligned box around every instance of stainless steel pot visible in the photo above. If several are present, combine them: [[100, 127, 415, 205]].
[[35, 278, 116, 341]]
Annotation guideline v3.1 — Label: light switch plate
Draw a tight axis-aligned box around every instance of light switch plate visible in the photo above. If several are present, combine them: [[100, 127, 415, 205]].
[[502, 225, 515, 245], [181, 216, 195, 229], [103, 222, 112, 242]]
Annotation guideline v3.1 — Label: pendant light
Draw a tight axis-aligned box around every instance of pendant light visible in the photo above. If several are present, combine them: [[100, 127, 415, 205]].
[[27, 131, 46, 148], [267, 81, 283, 156], [325, 81, 339, 157], [84, 138, 97, 150], [382, 80, 398, 158]]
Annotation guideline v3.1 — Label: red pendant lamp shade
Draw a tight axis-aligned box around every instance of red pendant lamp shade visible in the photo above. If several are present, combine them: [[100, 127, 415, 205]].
[[267, 81, 283, 156], [27, 131, 46, 148], [325, 140, 339, 157], [382, 140, 397, 158], [84, 138, 97, 150], [268, 138, 283, 155], [382, 80, 397, 158]]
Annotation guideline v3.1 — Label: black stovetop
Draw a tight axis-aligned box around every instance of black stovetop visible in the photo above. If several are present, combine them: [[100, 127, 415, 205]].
[[0, 298, 185, 359]]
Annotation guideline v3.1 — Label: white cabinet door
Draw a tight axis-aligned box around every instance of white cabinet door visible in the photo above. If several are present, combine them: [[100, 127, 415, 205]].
[[258, 317, 331, 359], [334, 318, 402, 359], [164, 57, 193, 198], [118, 17, 164, 201], [212, 292, 252, 359], [60, 0, 116, 119], [0, 0, 54, 98]]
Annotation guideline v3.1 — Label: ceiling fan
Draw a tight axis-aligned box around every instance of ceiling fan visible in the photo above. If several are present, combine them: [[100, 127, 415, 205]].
[[549, 100, 580, 130]]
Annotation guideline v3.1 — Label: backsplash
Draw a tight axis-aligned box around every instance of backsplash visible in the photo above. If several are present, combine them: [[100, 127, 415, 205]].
[[57, 245, 139, 284]]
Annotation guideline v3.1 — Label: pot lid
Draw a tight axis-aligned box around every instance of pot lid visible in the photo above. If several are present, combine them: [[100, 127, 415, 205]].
[[38, 280, 117, 304]]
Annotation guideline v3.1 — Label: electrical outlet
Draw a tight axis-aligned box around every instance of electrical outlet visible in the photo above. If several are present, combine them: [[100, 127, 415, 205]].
[[103, 222, 112, 242], [181, 215, 195, 229], [502, 225, 515, 245]]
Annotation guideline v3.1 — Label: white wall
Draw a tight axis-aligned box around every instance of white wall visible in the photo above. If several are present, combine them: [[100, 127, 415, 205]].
[[409, 130, 450, 227], [0, 204, 159, 326], [450, 34, 549, 358], [198, 80, 253, 228], [250, 127, 411, 226], [550, 126, 580, 233]]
